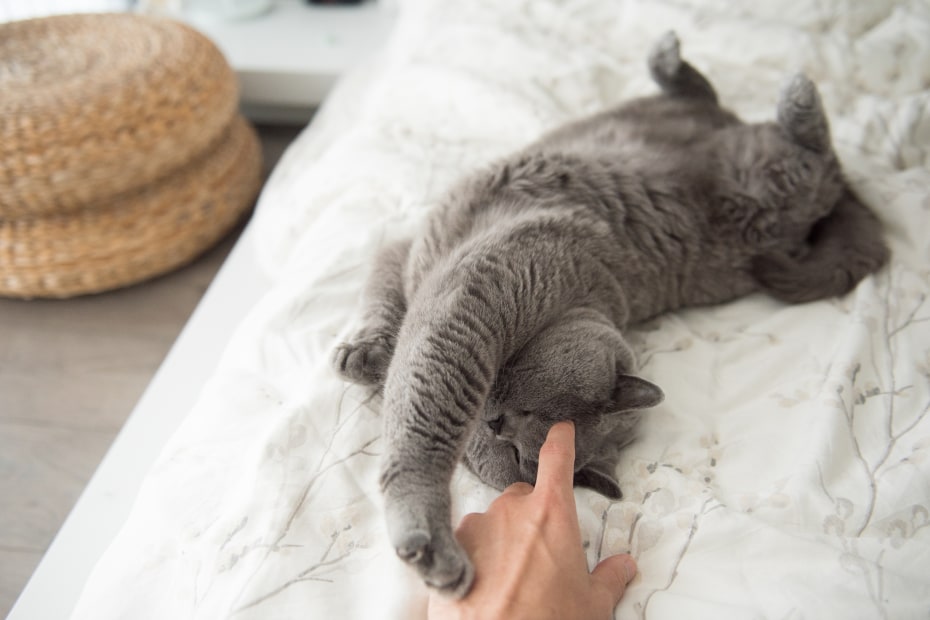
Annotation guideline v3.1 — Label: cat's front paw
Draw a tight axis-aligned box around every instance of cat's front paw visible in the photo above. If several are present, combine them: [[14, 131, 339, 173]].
[[332, 333, 393, 387], [394, 526, 474, 598], [385, 495, 474, 597]]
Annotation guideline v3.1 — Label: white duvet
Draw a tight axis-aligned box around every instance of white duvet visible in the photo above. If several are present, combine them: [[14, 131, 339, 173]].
[[73, 0, 930, 618]]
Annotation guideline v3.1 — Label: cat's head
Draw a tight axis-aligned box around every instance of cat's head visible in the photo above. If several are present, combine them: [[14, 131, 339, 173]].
[[482, 310, 663, 498], [717, 73, 848, 244]]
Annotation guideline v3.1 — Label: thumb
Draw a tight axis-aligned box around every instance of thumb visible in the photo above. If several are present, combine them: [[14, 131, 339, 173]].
[[590, 553, 637, 609]]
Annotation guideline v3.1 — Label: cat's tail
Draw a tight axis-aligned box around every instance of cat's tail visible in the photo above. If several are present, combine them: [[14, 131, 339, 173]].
[[648, 31, 718, 103], [752, 188, 889, 303]]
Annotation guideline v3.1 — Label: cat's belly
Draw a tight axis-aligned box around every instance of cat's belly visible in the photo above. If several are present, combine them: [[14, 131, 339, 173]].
[[619, 261, 758, 324], [676, 265, 759, 312]]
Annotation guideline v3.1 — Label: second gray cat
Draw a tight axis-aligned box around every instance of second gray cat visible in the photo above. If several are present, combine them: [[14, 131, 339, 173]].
[[332, 33, 888, 596]]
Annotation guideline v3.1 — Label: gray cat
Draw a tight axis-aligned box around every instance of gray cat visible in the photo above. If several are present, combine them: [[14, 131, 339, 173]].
[[331, 33, 888, 596]]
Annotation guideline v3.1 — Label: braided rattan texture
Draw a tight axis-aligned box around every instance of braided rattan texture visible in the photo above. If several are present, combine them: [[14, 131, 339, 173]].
[[0, 13, 262, 298], [0, 116, 261, 298], [0, 13, 238, 217]]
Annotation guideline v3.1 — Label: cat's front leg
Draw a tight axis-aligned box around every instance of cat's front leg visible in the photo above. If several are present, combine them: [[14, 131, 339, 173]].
[[379, 311, 499, 597], [333, 238, 411, 387], [381, 461, 475, 597], [379, 391, 482, 597]]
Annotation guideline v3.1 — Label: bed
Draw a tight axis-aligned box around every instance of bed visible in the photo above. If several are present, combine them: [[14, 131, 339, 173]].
[[68, 0, 930, 617]]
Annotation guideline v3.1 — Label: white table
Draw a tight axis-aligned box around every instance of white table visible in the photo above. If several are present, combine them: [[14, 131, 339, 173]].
[[185, 0, 395, 122]]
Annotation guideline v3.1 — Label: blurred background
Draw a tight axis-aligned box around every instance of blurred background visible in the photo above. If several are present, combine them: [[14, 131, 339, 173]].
[[0, 1, 393, 615]]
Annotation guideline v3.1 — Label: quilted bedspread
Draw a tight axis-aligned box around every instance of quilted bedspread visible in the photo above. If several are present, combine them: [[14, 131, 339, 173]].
[[73, 0, 930, 618]]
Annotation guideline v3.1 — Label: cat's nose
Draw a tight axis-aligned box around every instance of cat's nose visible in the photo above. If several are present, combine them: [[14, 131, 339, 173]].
[[487, 416, 504, 436]]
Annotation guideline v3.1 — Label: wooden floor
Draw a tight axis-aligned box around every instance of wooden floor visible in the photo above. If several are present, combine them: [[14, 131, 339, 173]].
[[0, 123, 303, 617]]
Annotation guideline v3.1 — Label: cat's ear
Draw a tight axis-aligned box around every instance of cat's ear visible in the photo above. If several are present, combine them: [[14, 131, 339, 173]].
[[574, 464, 622, 499], [776, 73, 831, 153], [611, 374, 664, 411]]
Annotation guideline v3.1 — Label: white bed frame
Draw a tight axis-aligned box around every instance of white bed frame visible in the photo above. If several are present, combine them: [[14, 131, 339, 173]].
[[186, 0, 396, 123]]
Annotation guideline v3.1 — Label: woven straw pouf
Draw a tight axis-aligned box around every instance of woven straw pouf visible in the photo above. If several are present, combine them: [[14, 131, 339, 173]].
[[0, 13, 262, 298]]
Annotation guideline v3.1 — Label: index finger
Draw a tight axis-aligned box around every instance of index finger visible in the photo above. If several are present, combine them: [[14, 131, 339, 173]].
[[533, 421, 576, 500]]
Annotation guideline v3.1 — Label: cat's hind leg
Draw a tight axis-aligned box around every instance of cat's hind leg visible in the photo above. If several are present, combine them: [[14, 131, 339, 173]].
[[648, 31, 718, 103], [332, 238, 411, 387], [752, 189, 889, 303], [777, 73, 831, 153]]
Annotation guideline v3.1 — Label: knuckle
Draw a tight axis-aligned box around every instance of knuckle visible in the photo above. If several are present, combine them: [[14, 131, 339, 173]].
[[456, 512, 482, 532], [504, 481, 534, 495]]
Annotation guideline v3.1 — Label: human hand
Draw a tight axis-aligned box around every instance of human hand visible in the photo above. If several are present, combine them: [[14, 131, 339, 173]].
[[427, 421, 637, 620]]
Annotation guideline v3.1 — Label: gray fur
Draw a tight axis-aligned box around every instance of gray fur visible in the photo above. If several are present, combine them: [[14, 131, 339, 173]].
[[331, 33, 888, 596]]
